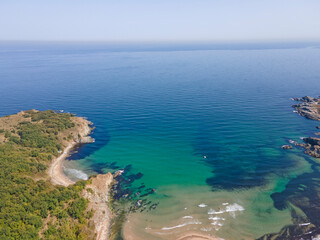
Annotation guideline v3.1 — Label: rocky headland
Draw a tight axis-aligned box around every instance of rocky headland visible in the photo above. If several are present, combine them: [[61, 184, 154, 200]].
[[292, 96, 320, 158], [292, 96, 320, 121], [0, 110, 115, 240], [46, 112, 115, 239], [82, 173, 114, 240]]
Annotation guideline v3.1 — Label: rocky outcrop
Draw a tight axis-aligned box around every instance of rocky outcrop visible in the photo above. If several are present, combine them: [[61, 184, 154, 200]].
[[257, 223, 320, 240], [282, 145, 292, 149], [304, 137, 320, 146], [71, 118, 95, 144], [292, 96, 320, 158], [292, 96, 320, 121], [299, 137, 320, 158], [83, 173, 114, 240]]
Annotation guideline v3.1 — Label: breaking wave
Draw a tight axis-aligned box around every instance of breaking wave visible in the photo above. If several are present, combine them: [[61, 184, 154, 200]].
[[65, 168, 89, 180]]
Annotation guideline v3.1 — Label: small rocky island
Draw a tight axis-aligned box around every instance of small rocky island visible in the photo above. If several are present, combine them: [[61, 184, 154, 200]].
[[292, 96, 320, 158]]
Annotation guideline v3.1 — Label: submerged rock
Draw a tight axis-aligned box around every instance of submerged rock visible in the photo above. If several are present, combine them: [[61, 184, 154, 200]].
[[282, 145, 293, 149]]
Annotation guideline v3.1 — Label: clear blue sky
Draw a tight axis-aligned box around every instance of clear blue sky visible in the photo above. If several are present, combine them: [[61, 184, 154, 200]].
[[0, 0, 320, 42]]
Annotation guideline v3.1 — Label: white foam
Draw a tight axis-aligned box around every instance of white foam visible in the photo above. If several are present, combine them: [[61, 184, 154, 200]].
[[225, 203, 244, 212], [208, 216, 225, 221], [208, 209, 225, 214], [222, 202, 229, 205], [161, 220, 202, 230], [115, 169, 124, 175], [162, 223, 187, 230], [293, 110, 298, 113], [200, 227, 213, 232], [226, 203, 244, 218], [65, 168, 88, 180], [211, 221, 223, 227], [312, 235, 320, 240], [300, 137, 306, 140], [289, 140, 295, 144], [182, 216, 193, 219], [198, 203, 207, 207], [299, 222, 310, 226]]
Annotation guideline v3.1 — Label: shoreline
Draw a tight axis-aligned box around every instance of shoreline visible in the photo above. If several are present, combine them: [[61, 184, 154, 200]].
[[292, 96, 320, 158], [48, 142, 76, 186], [47, 115, 115, 240], [48, 116, 93, 187]]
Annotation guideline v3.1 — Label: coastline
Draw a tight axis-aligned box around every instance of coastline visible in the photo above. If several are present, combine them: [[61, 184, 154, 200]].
[[48, 142, 76, 186], [292, 96, 320, 158], [47, 115, 115, 240], [48, 116, 93, 186]]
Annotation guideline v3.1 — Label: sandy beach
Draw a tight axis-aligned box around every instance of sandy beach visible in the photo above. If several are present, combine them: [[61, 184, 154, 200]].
[[46, 116, 115, 239], [48, 142, 76, 186], [48, 116, 93, 187]]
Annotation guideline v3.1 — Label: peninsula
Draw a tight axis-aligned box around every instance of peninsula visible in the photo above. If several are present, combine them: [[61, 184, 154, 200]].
[[0, 110, 113, 240]]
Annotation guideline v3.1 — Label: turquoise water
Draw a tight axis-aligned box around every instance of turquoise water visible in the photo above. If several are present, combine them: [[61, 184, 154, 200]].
[[1, 42, 320, 239]]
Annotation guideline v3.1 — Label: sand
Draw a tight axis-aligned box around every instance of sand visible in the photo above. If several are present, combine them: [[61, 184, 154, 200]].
[[48, 142, 76, 186], [177, 233, 223, 240]]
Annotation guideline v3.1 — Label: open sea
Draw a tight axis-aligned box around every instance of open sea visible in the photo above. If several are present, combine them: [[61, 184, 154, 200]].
[[1, 42, 320, 239]]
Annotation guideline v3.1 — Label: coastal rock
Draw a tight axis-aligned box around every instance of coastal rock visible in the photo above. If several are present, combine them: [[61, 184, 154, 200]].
[[292, 96, 320, 121], [291, 96, 320, 158], [289, 140, 299, 146], [296, 137, 320, 158], [316, 126, 320, 129], [303, 137, 320, 146], [257, 223, 319, 240], [282, 145, 292, 149], [78, 135, 95, 144], [302, 144, 320, 158], [83, 173, 114, 240]]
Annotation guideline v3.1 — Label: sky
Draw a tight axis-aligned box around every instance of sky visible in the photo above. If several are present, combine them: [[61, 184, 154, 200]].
[[0, 0, 320, 42]]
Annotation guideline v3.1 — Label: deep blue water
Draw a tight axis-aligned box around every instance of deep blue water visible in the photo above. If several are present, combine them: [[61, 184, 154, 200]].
[[1, 42, 320, 239]]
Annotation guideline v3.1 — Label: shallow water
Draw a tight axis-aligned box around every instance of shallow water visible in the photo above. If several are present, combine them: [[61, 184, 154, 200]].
[[1, 42, 320, 239]]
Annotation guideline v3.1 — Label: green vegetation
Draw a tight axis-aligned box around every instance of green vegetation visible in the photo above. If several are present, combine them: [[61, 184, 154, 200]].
[[0, 110, 95, 240]]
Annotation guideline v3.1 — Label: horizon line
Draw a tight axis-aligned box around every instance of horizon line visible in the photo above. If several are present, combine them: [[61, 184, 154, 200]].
[[1, 39, 320, 44]]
